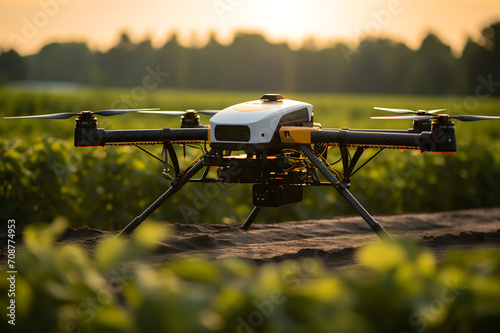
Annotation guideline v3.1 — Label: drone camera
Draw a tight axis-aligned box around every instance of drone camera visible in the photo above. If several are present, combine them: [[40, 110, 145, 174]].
[[253, 184, 303, 207]]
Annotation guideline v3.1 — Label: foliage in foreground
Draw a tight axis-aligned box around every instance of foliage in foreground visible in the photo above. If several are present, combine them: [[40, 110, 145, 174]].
[[1, 220, 500, 333]]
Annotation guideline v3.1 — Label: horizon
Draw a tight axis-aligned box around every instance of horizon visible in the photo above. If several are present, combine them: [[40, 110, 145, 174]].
[[7, 25, 498, 59], [1, 0, 500, 56]]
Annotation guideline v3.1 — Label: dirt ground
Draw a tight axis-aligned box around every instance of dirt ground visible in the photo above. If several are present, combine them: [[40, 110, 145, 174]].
[[12, 207, 497, 270]]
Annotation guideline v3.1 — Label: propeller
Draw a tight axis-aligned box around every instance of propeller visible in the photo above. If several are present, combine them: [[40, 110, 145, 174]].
[[139, 109, 219, 116], [371, 115, 500, 122], [4, 108, 161, 120], [371, 107, 500, 122], [373, 107, 446, 115]]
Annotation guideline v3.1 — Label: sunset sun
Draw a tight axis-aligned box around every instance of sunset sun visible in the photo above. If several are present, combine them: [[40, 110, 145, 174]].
[[251, 0, 312, 41]]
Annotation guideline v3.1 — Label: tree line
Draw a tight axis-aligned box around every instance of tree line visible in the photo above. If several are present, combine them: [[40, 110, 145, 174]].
[[1, 21, 499, 95]]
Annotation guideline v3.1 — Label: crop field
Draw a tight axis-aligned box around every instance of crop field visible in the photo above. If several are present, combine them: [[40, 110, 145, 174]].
[[1, 87, 500, 230]]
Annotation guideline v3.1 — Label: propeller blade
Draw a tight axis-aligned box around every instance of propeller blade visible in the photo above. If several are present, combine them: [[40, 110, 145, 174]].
[[4, 112, 79, 119], [198, 110, 220, 115], [450, 115, 500, 121], [138, 111, 186, 115], [4, 108, 160, 120], [373, 107, 415, 114], [138, 110, 220, 116], [371, 115, 434, 121], [427, 109, 447, 114], [93, 108, 160, 116]]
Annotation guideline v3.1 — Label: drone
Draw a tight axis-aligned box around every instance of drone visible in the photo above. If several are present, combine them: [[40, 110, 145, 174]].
[[6, 94, 500, 243]]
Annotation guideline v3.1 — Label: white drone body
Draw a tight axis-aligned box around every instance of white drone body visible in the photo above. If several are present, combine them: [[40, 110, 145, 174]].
[[210, 94, 313, 148]]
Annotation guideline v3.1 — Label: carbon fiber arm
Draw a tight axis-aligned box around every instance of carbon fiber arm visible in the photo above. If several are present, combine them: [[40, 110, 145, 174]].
[[311, 129, 422, 148], [75, 127, 209, 147], [312, 128, 457, 153]]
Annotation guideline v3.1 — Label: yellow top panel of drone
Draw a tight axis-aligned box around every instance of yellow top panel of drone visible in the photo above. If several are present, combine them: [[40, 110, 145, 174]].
[[232, 105, 271, 112]]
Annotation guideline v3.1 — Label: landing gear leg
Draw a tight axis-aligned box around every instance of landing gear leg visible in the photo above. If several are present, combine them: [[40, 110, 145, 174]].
[[299, 145, 395, 244], [117, 158, 205, 237], [242, 206, 263, 230]]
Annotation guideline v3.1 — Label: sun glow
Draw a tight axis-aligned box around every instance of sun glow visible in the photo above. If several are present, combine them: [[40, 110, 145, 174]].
[[251, 0, 312, 42], [230, 0, 357, 49]]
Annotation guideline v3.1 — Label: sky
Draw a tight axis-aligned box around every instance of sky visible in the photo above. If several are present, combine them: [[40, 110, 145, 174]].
[[1, 0, 500, 55]]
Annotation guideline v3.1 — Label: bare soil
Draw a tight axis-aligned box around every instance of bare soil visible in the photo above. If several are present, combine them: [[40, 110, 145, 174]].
[[3, 208, 500, 270], [5, 208, 500, 269]]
